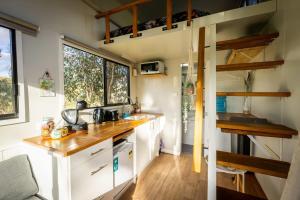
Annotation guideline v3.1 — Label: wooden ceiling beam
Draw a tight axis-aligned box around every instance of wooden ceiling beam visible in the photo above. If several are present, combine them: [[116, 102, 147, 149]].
[[81, 0, 122, 28], [95, 0, 152, 19]]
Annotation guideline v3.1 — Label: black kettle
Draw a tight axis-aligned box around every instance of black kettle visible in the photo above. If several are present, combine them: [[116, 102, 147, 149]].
[[93, 108, 104, 124]]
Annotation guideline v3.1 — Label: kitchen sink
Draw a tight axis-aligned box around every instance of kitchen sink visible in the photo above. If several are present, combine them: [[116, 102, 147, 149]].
[[124, 114, 156, 121]]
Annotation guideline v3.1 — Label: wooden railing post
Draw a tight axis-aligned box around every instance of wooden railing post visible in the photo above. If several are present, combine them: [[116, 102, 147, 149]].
[[166, 0, 173, 30], [105, 15, 111, 44], [193, 27, 205, 173], [187, 0, 192, 26], [132, 5, 138, 38]]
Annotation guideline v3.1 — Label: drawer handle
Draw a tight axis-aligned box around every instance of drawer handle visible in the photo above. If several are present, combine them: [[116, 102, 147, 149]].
[[90, 148, 104, 156], [91, 164, 108, 176]]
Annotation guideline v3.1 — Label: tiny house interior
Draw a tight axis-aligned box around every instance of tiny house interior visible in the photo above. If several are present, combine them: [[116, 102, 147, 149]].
[[0, 0, 299, 200]]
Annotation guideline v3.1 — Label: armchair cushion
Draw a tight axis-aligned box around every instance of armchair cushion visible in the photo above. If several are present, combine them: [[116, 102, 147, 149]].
[[0, 155, 39, 200]]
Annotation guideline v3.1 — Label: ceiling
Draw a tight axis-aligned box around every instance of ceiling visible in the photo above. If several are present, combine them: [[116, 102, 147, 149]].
[[85, 0, 242, 28], [100, 28, 190, 63]]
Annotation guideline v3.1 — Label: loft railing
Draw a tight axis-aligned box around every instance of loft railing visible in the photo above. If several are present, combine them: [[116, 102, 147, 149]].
[[95, 0, 193, 44]]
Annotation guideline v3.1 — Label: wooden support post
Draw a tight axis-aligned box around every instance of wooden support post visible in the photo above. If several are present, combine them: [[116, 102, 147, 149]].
[[132, 5, 138, 38], [193, 27, 205, 173], [105, 15, 111, 44], [166, 0, 173, 30], [187, 0, 192, 26]]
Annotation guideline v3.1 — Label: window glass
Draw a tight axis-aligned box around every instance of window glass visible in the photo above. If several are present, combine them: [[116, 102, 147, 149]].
[[63, 45, 104, 108], [105, 60, 130, 105], [0, 26, 17, 119]]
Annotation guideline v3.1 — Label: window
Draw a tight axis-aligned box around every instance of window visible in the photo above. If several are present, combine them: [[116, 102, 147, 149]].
[[105, 60, 130, 105], [63, 45, 130, 108], [0, 26, 18, 120]]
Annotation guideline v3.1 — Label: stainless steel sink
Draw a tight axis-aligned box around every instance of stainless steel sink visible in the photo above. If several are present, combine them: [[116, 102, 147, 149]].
[[124, 114, 156, 121]]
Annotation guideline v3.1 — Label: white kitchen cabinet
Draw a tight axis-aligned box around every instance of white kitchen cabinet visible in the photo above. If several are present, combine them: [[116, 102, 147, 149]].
[[70, 148, 113, 200], [23, 138, 114, 200], [135, 122, 151, 176], [135, 117, 162, 176]]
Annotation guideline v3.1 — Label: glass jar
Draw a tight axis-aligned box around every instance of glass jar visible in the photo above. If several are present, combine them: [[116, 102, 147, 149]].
[[41, 117, 55, 138]]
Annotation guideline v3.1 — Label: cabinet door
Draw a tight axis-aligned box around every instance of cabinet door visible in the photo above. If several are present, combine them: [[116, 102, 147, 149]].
[[135, 122, 151, 176], [152, 118, 161, 158], [71, 149, 113, 200]]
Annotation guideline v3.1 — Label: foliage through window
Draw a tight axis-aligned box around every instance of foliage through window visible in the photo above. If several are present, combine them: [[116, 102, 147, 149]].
[[0, 26, 18, 120], [63, 45, 130, 108], [105, 60, 130, 105]]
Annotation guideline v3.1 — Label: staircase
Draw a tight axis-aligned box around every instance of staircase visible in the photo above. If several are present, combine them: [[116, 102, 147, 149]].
[[215, 32, 298, 199]]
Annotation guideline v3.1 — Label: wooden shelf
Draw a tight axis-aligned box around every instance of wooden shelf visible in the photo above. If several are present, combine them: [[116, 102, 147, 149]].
[[217, 32, 279, 51], [217, 151, 290, 178], [217, 92, 291, 97], [217, 60, 284, 72], [217, 186, 267, 200]]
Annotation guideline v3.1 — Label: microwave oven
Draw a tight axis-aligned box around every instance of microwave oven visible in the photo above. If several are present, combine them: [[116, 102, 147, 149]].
[[139, 61, 165, 75]]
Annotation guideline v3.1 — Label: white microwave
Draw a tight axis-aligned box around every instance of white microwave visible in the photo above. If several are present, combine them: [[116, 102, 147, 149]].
[[139, 61, 165, 75]]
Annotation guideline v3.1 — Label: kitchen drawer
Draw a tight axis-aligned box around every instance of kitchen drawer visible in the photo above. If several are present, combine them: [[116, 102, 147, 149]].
[[70, 138, 112, 169], [71, 148, 113, 200]]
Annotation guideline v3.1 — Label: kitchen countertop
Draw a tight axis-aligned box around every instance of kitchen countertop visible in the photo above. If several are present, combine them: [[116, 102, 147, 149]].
[[23, 113, 163, 157]]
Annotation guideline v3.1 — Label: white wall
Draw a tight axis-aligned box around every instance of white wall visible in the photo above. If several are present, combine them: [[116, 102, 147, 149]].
[[0, 0, 121, 149], [251, 0, 300, 199], [136, 58, 183, 155]]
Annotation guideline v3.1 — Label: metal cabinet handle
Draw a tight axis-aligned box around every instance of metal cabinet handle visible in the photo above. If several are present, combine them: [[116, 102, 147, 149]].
[[90, 164, 108, 176], [90, 148, 104, 156]]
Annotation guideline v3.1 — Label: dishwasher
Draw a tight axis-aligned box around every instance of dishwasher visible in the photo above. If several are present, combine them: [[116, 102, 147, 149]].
[[113, 139, 134, 187]]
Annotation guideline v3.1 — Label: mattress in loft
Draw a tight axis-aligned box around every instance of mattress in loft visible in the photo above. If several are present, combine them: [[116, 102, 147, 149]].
[[105, 9, 210, 39]]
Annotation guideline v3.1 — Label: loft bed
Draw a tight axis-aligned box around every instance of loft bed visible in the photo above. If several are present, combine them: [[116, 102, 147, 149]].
[[107, 9, 209, 39], [93, 0, 276, 49]]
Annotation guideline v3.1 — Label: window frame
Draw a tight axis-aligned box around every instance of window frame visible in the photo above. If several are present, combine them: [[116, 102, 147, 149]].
[[62, 44, 131, 109], [0, 25, 19, 120], [104, 59, 130, 107]]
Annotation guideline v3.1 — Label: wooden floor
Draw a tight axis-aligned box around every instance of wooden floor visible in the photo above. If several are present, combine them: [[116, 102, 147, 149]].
[[120, 153, 266, 200]]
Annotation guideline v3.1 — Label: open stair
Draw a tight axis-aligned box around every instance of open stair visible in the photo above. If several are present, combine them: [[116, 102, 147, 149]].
[[217, 151, 290, 179], [217, 60, 284, 72], [217, 113, 298, 138], [215, 31, 294, 198], [216, 32, 279, 51], [217, 92, 290, 97], [217, 186, 267, 200]]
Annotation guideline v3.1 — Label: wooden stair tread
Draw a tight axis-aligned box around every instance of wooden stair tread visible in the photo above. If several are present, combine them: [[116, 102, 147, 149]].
[[217, 113, 298, 138], [217, 32, 279, 51], [217, 186, 267, 200], [217, 92, 291, 97], [217, 120, 298, 138], [217, 60, 284, 72], [217, 151, 290, 178]]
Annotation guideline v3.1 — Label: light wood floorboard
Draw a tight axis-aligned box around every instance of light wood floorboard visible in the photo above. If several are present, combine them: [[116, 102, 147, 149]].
[[120, 153, 266, 200]]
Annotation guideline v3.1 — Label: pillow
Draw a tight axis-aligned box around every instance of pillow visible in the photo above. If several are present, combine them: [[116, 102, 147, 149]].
[[280, 140, 300, 200], [0, 155, 39, 200]]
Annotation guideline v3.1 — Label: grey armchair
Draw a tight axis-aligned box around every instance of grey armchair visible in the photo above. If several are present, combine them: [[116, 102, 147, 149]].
[[0, 155, 46, 200]]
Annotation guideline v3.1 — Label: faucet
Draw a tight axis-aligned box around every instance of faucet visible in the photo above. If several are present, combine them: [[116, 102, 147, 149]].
[[122, 96, 134, 117]]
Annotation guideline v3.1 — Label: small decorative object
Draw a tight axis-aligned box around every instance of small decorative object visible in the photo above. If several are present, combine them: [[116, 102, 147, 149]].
[[50, 129, 62, 139], [184, 81, 195, 95], [243, 71, 254, 114], [39, 71, 55, 97], [41, 117, 55, 138]]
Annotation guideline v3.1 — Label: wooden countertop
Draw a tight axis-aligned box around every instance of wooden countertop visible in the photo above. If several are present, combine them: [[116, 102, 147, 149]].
[[24, 113, 163, 157]]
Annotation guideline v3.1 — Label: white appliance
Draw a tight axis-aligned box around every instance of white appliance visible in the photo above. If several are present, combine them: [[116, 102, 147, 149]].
[[113, 141, 134, 187], [139, 61, 165, 75]]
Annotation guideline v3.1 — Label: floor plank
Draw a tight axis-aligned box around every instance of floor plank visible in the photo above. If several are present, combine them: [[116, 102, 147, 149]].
[[120, 153, 266, 200]]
